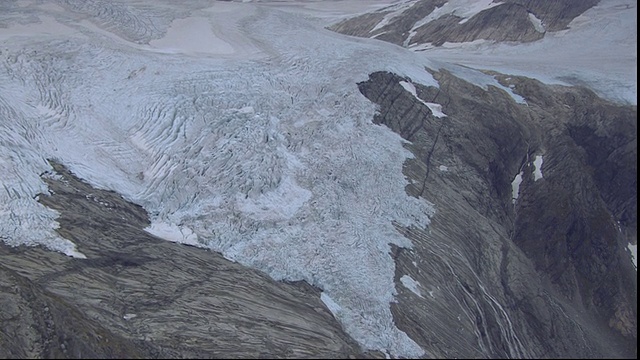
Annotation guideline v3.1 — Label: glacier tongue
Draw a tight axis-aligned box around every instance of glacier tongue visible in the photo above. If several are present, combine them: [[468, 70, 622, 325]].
[[0, 1, 438, 357]]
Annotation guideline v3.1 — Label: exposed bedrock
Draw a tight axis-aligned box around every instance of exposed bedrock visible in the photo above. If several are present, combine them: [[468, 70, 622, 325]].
[[358, 70, 636, 358], [329, 0, 599, 47]]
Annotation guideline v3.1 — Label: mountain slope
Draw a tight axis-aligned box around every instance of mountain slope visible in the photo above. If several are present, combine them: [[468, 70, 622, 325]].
[[329, 0, 599, 47], [0, 0, 636, 358]]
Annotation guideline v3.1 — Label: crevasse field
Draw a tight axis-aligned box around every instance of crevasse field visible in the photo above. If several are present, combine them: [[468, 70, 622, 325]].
[[1, 0, 439, 357], [0, 0, 636, 357]]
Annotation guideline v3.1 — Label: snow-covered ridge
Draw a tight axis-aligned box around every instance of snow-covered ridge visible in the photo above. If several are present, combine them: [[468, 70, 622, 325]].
[[0, 1, 438, 357]]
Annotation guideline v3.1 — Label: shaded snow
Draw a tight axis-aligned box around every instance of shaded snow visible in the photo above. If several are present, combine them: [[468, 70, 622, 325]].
[[533, 155, 543, 181], [528, 13, 546, 33], [399, 81, 447, 117], [629, 243, 637, 271], [511, 172, 523, 204]]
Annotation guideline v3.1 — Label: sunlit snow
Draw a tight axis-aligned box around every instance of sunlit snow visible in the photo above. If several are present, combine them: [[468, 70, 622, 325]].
[[533, 155, 543, 181]]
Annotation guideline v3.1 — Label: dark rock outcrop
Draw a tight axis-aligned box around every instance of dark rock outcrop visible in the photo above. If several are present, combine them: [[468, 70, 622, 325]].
[[358, 70, 636, 358], [329, 0, 599, 47]]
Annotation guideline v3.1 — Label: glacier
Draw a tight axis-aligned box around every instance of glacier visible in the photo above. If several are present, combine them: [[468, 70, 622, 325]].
[[0, 0, 440, 357]]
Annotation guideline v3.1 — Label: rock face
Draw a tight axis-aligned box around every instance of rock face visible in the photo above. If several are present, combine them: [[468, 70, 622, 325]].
[[358, 70, 636, 358], [0, 161, 373, 359], [329, 0, 599, 47]]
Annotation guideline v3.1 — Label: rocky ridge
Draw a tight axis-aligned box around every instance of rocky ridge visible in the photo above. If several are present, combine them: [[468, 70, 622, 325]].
[[357, 69, 636, 358], [329, 0, 599, 48]]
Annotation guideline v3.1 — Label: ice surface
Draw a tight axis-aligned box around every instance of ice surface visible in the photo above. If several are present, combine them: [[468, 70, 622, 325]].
[[321, 292, 343, 315], [0, 1, 438, 357], [1, 0, 634, 357]]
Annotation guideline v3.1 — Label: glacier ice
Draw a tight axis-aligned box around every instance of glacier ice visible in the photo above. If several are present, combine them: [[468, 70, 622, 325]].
[[0, 1, 438, 357]]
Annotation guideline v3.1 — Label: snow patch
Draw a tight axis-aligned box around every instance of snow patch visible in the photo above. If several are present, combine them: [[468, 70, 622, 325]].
[[399, 81, 447, 117], [411, 0, 504, 29], [528, 13, 546, 33], [371, 1, 420, 33], [628, 243, 637, 271], [436, 64, 527, 104], [533, 155, 543, 181], [511, 171, 523, 204], [400, 275, 423, 297], [321, 292, 343, 315], [425, 102, 447, 118]]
